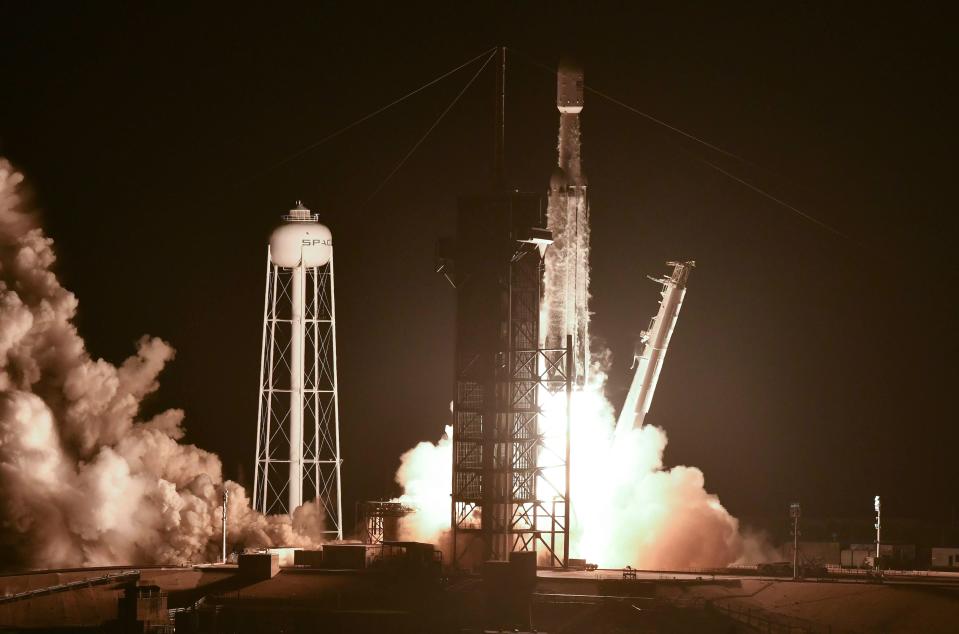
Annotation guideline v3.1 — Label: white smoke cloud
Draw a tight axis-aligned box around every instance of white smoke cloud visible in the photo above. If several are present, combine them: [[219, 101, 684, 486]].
[[391, 425, 452, 546], [564, 379, 772, 569], [392, 380, 774, 569], [0, 158, 324, 569]]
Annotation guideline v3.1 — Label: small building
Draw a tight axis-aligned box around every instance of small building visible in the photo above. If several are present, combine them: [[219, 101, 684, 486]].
[[293, 549, 324, 568], [265, 546, 298, 567], [840, 543, 917, 569], [239, 553, 280, 580], [930, 547, 959, 570], [116, 583, 172, 631], [381, 541, 441, 567], [322, 543, 372, 570]]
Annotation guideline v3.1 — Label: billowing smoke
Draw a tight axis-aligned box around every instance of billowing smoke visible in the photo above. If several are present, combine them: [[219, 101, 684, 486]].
[[391, 425, 452, 545], [0, 159, 324, 569], [393, 379, 773, 569], [554, 366, 775, 569]]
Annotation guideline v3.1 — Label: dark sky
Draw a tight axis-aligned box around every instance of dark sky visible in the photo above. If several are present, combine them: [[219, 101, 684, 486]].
[[1, 4, 956, 529]]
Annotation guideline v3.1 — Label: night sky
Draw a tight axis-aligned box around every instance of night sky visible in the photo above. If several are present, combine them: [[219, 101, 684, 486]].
[[1, 4, 955, 530]]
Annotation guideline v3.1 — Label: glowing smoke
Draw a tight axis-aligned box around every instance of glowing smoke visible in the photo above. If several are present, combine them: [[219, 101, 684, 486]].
[[544, 367, 772, 569], [0, 159, 324, 569], [394, 377, 772, 568], [391, 425, 452, 545]]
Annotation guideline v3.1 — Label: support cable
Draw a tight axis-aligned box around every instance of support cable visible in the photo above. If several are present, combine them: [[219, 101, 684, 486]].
[[700, 158, 848, 239], [252, 47, 497, 180], [366, 48, 498, 202], [513, 50, 751, 165], [512, 49, 849, 240], [585, 84, 750, 165]]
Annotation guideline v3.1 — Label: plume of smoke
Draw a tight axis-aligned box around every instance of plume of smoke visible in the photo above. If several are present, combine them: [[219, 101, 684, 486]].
[[388, 356, 773, 569], [391, 425, 452, 547], [0, 158, 324, 569], [563, 367, 775, 569]]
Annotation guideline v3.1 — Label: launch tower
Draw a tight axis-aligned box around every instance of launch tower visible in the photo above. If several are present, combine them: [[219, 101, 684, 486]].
[[444, 49, 572, 569], [253, 202, 343, 539]]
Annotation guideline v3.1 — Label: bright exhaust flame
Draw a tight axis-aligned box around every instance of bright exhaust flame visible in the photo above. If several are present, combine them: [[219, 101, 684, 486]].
[[392, 426, 452, 543], [543, 370, 770, 568], [396, 377, 772, 568]]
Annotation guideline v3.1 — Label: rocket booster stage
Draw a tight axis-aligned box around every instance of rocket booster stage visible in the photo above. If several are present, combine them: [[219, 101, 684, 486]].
[[543, 59, 590, 383]]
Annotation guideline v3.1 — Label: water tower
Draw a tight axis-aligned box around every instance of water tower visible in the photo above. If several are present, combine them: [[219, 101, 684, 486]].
[[253, 202, 343, 539]]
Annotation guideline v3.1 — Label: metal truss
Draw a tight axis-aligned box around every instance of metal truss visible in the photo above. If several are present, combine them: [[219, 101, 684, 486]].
[[451, 242, 571, 569], [357, 501, 415, 545], [253, 249, 343, 539]]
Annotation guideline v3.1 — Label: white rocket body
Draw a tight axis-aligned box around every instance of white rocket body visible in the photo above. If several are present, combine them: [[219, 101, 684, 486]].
[[544, 60, 590, 383]]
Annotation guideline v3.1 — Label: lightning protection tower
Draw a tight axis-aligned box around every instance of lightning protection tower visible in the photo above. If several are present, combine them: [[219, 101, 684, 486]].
[[253, 201, 343, 540]]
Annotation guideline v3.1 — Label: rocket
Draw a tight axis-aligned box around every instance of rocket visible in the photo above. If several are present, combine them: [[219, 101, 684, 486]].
[[543, 59, 590, 384], [557, 59, 584, 113], [556, 59, 585, 185]]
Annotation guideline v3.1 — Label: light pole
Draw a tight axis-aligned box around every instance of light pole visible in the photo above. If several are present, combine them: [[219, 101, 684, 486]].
[[221, 489, 229, 564], [874, 495, 881, 573], [790, 502, 801, 580]]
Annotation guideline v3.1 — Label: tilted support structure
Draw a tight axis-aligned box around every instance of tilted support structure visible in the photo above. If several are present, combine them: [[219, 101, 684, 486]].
[[617, 260, 695, 431]]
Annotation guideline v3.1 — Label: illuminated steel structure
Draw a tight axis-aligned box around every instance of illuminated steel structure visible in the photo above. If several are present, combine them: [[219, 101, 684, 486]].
[[444, 48, 572, 569], [357, 501, 414, 545], [253, 202, 343, 540], [447, 193, 571, 569], [617, 261, 695, 431]]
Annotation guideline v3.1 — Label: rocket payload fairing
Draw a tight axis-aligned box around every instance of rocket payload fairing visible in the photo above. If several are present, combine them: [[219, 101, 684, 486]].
[[543, 59, 590, 384]]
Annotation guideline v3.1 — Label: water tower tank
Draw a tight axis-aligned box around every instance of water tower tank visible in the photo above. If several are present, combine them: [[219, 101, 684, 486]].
[[269, 202, 332, 268]]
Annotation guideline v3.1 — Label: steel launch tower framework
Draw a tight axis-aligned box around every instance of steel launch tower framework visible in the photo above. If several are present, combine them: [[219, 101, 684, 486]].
[[443, 49, 572, 569], [446, 193, 572, 569], [253, 202, 343, 539]]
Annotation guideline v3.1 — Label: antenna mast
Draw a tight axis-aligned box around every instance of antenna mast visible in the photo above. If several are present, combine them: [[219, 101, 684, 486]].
[[493, 46, 506, 189]]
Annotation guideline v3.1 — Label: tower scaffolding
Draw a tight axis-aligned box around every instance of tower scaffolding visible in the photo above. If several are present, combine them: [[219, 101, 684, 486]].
[[447, 193, 571, 570]]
